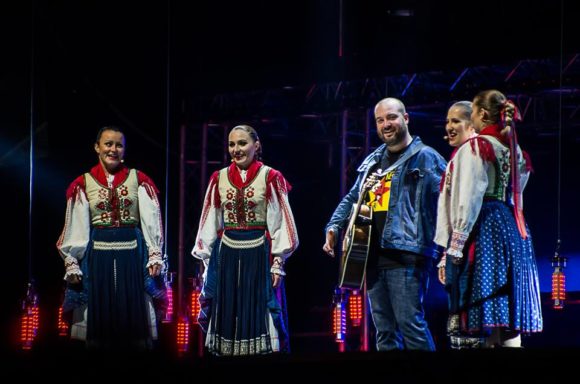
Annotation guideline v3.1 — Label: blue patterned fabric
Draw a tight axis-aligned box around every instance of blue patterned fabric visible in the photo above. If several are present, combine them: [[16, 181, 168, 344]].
[[445, 200, 542, 336]]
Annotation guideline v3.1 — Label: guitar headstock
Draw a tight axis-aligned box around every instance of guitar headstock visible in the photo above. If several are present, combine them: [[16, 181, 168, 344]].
[[363, 168, 383, 191]]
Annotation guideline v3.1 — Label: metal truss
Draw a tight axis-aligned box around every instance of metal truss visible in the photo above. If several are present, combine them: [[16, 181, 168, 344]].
[[180, 53, 580, 251], [187, 53, 580, 134]]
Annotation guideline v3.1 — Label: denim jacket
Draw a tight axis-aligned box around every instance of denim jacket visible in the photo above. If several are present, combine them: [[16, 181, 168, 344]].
[[325, 136, 447, 259]]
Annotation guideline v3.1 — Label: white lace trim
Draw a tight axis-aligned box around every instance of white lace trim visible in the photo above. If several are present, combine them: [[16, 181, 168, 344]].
[[221, 234, 264, 249], [93, 239, 138, 250]]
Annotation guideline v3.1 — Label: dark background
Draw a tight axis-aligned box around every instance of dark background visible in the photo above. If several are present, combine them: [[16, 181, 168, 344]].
[[2, 0, 580, 353]]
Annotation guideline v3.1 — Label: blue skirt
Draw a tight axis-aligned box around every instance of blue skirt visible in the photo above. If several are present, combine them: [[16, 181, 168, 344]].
[[199, 229, 289, 356], [445, 200, 543, 335], [63, 227, 166, 348]]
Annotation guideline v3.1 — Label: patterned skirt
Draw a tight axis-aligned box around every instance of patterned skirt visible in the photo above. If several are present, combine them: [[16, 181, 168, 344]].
[[199, 229, 289, 356], [445, 200, 543, 337]]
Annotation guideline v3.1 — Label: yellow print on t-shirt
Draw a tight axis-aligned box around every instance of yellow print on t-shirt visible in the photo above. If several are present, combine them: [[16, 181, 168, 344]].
[[366, 170, 394, 213]]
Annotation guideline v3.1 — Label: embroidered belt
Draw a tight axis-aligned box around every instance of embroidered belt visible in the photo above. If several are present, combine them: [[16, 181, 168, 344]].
[[93, 239, 138, 251], [93, 223, 138, 228], [221, 234, 265, 249]]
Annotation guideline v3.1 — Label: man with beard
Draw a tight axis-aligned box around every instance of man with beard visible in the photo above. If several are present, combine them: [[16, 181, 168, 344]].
[[323, 98, 446, 351]]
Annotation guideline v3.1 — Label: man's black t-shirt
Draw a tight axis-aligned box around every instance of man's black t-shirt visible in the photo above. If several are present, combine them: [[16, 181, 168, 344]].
[[365, 146, 424, 269]]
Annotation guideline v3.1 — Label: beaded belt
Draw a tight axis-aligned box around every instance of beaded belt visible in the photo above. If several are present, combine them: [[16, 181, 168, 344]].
[[221, 234, 265, 249], [93, 239, 138, 251]]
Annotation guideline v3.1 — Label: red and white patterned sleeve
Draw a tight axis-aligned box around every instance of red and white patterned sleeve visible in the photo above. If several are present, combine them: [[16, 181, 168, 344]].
[[266, 169, 299, 261], [443, 138, 491, 259], [56, 177, 90, 281], [192, 171, 223, 266], [137, 171, 164, 268]]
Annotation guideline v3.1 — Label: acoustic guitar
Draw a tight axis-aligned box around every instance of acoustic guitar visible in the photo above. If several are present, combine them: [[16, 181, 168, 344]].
[[337, 143, 423, 289], [339, 176, 375, 290]]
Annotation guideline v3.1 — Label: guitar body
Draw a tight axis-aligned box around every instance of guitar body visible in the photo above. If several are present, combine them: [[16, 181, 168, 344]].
[[335, 156, 414, 290], [340, 204, 372, 290]]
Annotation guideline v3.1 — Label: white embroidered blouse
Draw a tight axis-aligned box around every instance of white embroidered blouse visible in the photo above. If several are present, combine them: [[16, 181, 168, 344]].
[[56, 166, 164, 280], [434, 132, 530, 260], [192, 162, 299, 267]]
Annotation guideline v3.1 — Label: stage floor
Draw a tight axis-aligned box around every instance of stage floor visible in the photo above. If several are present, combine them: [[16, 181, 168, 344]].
[[4, 346, 578, 381]]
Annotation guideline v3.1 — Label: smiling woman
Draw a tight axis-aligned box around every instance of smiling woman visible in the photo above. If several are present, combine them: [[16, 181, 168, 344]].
[[56, 125, 167, 349], [228, 125, 262, 169], [94, 128, 126, 172], [444, 101, 475, 148], [435, 90, 543, 348], [192, 124, 299, 356]]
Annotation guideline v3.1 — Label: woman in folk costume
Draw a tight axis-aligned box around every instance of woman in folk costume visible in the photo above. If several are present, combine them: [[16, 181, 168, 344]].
[[435, 90, 542, 348], [436, 101, 480, 348], [57, 126, 165, 349], [192, 124, 299, 356]]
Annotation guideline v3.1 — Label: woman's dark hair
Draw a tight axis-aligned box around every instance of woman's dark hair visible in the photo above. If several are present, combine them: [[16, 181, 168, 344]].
[[96, 125, 125, 144], [473, 90, 508, 125], [230, 124, 262, 160], [473, 89, 518, 135]]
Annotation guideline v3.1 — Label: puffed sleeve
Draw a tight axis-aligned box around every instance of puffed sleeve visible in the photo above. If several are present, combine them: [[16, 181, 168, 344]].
[[56, 179, 90, 281], [137, 171, 164, 268], [266, 169, 299, 261], [435, 138, 491, 259], [192, 171, 223, 267]]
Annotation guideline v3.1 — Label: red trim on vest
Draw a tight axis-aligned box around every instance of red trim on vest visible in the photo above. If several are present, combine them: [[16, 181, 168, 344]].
[[89, 163, 129, 189], [228, 160, 263, 189]]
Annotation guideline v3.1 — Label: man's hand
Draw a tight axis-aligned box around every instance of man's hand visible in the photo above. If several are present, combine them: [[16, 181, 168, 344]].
[[323, 229, 336, 257]]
